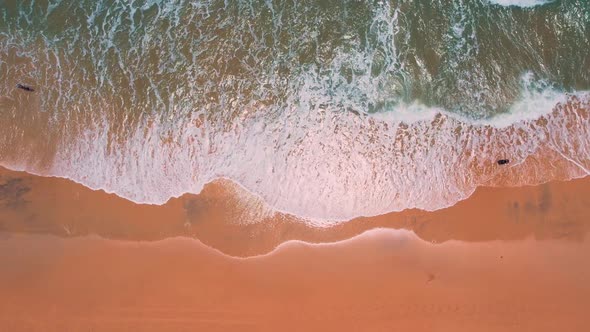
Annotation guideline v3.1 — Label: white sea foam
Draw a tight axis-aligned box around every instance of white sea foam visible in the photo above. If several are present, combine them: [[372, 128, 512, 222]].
[[44, 88, 590, 225], [2, 0, 589, 227]]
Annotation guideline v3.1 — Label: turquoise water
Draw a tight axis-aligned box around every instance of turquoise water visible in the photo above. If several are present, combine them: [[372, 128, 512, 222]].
[[2, 0, 588, 117]]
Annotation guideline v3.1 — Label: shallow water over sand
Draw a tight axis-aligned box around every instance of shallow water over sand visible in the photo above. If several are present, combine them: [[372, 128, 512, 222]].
[[1, 0, 589, 223]]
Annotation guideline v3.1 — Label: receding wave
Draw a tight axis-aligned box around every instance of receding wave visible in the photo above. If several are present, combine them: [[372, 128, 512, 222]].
[[1, 0, 589, 225], [2, 88, 588, 223]]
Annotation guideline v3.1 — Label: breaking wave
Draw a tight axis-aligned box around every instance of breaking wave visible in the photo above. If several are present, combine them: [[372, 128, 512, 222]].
[[43, 90, 590, 223]]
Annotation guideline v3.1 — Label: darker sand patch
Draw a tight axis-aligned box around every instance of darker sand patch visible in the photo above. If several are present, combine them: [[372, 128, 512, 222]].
[[0, 177, 30, 210]]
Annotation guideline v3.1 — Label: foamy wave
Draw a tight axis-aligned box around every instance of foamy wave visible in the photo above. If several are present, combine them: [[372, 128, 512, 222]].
[[2, 0, 588, 226], [486, 0, 555, 7], [46, 91, 589, 224]]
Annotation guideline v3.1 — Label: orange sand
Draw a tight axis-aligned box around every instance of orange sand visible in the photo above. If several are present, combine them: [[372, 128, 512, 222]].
[[0, 233, 589, 331], [1, 167, 590, 331]]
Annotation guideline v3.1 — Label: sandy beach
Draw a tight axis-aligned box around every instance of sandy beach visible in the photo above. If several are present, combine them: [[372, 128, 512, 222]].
[[1, 166, 590, 331], [2, 2, 590, 330], [1, 230, 589, 331]]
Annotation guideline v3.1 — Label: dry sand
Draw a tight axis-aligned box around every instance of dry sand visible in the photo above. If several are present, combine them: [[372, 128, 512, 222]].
[[1, 232, 589, 331], [1, 166, 590, 331]]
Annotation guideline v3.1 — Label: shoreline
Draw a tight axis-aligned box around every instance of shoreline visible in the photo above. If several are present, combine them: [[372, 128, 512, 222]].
[[2, 165, 589, 257]]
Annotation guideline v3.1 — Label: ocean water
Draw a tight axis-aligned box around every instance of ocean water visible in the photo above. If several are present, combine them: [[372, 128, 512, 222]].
[[0, 0, 589, 224]]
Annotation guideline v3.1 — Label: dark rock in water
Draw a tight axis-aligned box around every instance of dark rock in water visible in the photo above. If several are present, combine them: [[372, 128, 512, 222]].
[[497, 159, 510, 165], [16, 84, 35, 92]]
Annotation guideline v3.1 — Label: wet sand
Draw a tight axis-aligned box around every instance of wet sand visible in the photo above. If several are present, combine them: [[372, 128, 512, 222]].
[[1, 167, 590, 330], [1, 166, 589, 256]]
